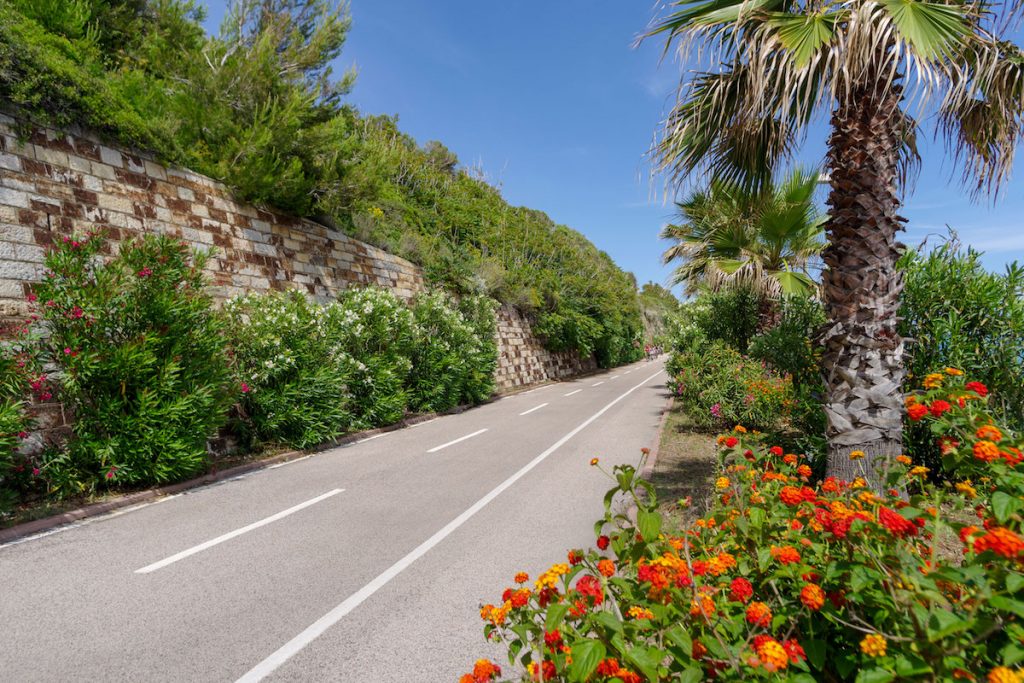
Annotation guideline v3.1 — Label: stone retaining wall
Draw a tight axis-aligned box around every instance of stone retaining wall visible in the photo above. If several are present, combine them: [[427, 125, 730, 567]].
[[494, 305, 597, 391]]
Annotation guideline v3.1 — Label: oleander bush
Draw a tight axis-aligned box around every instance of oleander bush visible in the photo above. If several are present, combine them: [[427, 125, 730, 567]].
[[224, 290, 357, 449], [409, 291, 497, 413], [30, 233, 233, 492], [465, 371, 1024, 682], [667, 342, 793, 433], [0, 330, 42, 513], [226, 287, 498, 447], [456, 294, 500, 405], [329, 287, 416, 429], [899, 242, 1024, 473]]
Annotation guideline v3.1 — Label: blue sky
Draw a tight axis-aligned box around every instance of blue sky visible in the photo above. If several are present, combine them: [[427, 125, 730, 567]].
[[201, 1, 1024, 291]]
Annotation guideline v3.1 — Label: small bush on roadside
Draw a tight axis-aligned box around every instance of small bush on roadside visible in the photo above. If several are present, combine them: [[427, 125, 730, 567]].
[[409, 291, 496, 413], [695, 288, 761, 354], [224, 290, 356, 449], [749, 296, 827, 459], [749, 296, 824, 391], [536, 309, 603, 360], [328, 287, 415, 429], [30, 234, 232, 492], [0, 332, 41, 513], [899, 242, 1024, 472], [668, 342, 792, 433], [466, 371, 1024, 682], [456, 294, 500, 404]]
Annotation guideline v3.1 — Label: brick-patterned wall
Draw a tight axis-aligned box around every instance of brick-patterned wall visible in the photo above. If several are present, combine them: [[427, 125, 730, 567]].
[[0, 112, 596, 445], [0, 113, 425, 329], [494, 305, 597, 391]]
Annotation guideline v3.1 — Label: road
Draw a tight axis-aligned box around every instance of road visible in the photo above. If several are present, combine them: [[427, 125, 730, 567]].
[[0, 359, 668, 682]]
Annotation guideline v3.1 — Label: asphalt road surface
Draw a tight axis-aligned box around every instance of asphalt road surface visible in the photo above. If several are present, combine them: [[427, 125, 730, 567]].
[[0, 358, 668, 682]]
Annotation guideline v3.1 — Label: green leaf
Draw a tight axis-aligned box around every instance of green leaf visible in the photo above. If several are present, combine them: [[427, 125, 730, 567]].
[[545, 603, 569, 632], [766, 12, 837, 67], [626, 646, 664, 681], [594, 610, 624, 635], [927, 610, 970, 640], [637, 509, 662, 541], [1004, 642, 1024, 666], [665, 625, 693, 658], [991, 596, 1024, 619], [773, 268, 817, 296], [895, 653, 933, 676], [804, 639, 826, 670], [881, 0, 968, 60], [679, 666, 703, 683], [749, 507, 766, 529], [1008, 572, 1024, 594], [992, 491, 1020, 524], [568, 640, 606, 682], [856, 668, 895, 683]]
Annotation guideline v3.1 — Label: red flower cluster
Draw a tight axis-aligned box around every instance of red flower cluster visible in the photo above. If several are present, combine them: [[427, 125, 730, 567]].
[[729, 577, 753, 603], [878, 507, 918, 538], [459, 659, 502, 683], [974, 527, 1024, 559]]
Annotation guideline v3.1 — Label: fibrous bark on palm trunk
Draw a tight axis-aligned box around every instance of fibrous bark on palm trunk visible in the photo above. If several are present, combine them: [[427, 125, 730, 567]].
[[821, 81, 908, 486]]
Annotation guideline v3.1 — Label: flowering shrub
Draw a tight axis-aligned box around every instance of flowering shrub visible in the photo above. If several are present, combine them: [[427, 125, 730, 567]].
[[467, 372, 1024, 681], [224, 290, 357, 449], [667, 342, 792, 432], [226, 288, 498, 446], [30, 234, 232, 492], [0, 331, 41, 513], [409, 292, 497, 413], [328, 287, 415, 429]]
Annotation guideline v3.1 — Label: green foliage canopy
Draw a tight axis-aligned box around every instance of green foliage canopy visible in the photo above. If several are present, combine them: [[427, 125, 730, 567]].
[[0, 0, 643, 364]]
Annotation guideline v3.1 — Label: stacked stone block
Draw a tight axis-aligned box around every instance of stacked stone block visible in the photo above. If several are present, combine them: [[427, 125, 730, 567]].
[[493, 305, 597, 391]]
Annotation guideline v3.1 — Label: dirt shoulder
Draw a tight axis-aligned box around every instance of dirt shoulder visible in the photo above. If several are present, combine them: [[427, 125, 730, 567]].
[[649, 403, 718, 530]]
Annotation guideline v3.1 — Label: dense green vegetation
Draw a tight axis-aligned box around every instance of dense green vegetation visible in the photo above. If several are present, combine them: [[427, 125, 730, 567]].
[[0, 0, 644, 365], [665, 238, 1024, 473], [0, 235, 499, 511]]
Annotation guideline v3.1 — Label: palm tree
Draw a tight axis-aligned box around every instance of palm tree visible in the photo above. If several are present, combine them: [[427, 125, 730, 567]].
[[644, 0, 1024, 481], [661, 168, 824, 302]]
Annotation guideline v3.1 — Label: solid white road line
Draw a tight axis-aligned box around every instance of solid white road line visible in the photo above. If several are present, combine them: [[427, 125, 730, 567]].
[[519, 402, 549, 416], [564, 389, 582, 397], [354, 433, 386, 445], [426, 428, 488, 453], [234, 369, 664, 683], [592, 381, 604, 387], [135, 489, 344, 574]]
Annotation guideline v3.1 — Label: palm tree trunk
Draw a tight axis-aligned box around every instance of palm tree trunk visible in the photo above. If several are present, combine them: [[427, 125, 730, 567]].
[[756, 295, 780, 334], [821, 80, 907, 486]]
